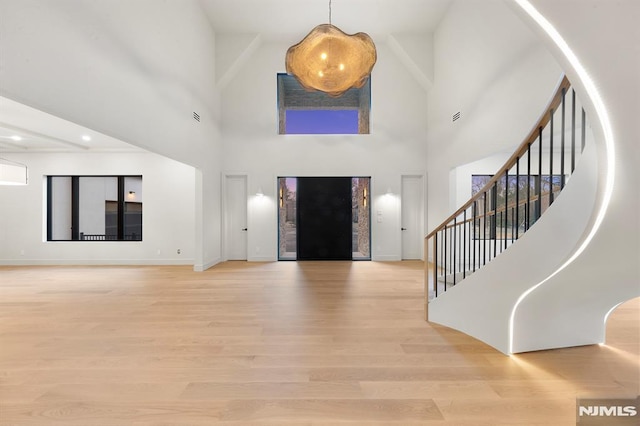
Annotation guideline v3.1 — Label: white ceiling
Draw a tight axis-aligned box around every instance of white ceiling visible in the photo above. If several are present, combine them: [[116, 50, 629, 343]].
[[200, 0, 452, 39], [0, 0, 452, 154], [0, 97, 141, 154]]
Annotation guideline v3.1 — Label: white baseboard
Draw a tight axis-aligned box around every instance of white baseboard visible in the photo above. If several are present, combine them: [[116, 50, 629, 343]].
[[0, 258, 195, 266], [372, 255, 402, 261], [194, 257, 221, 272]]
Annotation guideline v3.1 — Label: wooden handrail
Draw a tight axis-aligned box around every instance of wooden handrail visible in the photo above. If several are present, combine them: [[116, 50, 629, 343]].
[[426, 76, 571, 240], [439, 188, 559, 230]]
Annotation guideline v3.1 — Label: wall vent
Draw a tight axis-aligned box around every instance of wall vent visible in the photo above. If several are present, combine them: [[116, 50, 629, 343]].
[[193, 111, 200, 122], [452, 111, 461, 122]]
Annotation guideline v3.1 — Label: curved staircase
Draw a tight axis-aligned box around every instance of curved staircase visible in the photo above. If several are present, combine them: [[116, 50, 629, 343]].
[[424, 76, 606, 354]]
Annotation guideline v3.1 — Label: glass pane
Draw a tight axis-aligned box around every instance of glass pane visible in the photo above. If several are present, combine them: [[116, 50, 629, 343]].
[[124, 176, 142, 240], [79, 177, 118, 240], [278, 177, 297, 260], [105, 201, 118, 239], [49, 176, 72, 240], [352, 177, 371, 260], [124, 202, 142, 240], [285, 110, 359, 134]]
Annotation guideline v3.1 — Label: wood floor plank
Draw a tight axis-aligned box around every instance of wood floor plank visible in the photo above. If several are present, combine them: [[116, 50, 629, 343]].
[[218, 399, 443, 422], [0, 261, 637, 425], [35, 382, 189, 402], [0, 401, 228, 424], [180, 381, 364, 400], [359, 380, 500, 399], [434, 397, 575, 424]]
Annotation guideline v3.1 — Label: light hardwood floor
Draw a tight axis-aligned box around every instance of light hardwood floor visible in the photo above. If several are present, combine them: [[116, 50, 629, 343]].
[[0, 261, 638, 425]]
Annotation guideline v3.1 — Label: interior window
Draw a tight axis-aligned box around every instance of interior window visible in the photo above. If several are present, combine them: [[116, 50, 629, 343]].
[[47, 175, 142, 241]]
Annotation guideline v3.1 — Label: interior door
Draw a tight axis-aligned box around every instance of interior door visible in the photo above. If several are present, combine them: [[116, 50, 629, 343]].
[[401, 175, 424, 260], [225, 175, 247, 260], [297, 177, 352, 260]]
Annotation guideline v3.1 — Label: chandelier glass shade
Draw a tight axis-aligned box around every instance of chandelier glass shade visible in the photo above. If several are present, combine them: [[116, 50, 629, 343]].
[[286, 23, 376, 97]]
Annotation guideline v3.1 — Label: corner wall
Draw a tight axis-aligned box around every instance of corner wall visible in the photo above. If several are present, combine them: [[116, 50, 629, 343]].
[[0, 0, 223, 269], [0, 152, 196, 265]]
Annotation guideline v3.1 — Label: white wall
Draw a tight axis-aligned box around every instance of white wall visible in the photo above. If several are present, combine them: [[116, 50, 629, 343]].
[[0, 0, 222, 269], [0, 152, 196, 265], [220, 40, 430, 261], [427, 0, 563, 230]]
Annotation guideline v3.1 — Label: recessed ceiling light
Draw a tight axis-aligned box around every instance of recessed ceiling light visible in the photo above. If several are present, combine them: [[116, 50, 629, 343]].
[[81, 135, 91, 142], [10, 135, 22, 141]]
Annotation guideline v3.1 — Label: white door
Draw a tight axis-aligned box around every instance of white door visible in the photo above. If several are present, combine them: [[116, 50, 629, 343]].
[[225, 175, 247, 260], [401, 175, 424, 260]]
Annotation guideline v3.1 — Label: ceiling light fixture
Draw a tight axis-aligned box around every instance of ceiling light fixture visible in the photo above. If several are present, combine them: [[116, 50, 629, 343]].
[[285, 0, 376, 97], [10, 135, 22, 141], [82, 135, 91, 142]]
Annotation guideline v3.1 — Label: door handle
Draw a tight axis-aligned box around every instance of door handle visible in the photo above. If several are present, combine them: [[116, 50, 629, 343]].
[[241, 228, 248, 231], [401, 227, 407, 231]]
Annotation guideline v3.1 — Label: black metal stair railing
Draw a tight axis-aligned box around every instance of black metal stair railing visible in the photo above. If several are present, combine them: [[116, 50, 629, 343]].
[[425, 76, 589, 304]]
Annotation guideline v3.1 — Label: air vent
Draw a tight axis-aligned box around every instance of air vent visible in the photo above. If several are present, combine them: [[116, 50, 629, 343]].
[[452, 111, 461, 122], [193, 111, 200, 122]]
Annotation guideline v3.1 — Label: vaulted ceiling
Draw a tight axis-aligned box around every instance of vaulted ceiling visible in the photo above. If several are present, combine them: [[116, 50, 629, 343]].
[[0, 0, 452, 153], [200, 0, 451, 39]]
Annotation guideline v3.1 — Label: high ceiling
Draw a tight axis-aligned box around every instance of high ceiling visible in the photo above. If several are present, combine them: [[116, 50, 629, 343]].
[[0, 0, 452, 154], [200, 0, 452, 39]]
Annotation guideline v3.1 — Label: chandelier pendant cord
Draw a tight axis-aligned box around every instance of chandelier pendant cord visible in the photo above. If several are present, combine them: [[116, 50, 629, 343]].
[[329, 0, 332, 25]]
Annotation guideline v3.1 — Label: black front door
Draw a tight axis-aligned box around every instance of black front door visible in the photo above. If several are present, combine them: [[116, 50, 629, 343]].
[[296, 177, 352, 260]]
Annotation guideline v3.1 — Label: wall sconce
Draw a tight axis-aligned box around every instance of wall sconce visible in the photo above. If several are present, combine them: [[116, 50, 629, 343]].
[[279, 187, 284, 208], [363, 187, 367, 207], [127, 191, 136, 200], [256, 187, 264, 197], [385, 187, 393, 196]]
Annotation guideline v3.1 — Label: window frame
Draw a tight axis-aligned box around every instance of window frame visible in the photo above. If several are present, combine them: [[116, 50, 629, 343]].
[[277, 73, 371, 135], [46, 175, 143, 242]]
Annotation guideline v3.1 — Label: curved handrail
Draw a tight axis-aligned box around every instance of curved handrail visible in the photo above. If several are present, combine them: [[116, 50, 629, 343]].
[[426, 76, 571, 240], [424, 74, 589, 314]]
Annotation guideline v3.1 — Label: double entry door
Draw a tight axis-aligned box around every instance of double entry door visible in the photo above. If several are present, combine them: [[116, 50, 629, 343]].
[[279, 177, 370, 261]]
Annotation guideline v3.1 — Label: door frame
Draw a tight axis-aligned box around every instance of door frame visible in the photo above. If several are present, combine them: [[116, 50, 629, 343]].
[[222, 173, 248, 261], [276, 175, 372, 261]]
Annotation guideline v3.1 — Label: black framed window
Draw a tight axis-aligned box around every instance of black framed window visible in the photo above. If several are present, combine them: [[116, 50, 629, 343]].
[[47, 175, 142, 241]]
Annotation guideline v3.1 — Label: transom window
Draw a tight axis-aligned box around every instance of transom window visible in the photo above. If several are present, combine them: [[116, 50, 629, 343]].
[[277, 73, 371, 135]]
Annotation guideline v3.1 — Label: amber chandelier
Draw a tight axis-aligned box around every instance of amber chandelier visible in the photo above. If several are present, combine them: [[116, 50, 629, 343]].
[[285, 0, 377, 97]]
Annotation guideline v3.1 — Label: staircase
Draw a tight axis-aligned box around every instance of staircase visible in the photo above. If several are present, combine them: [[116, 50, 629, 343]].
[[424, 76, 599, 354]]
